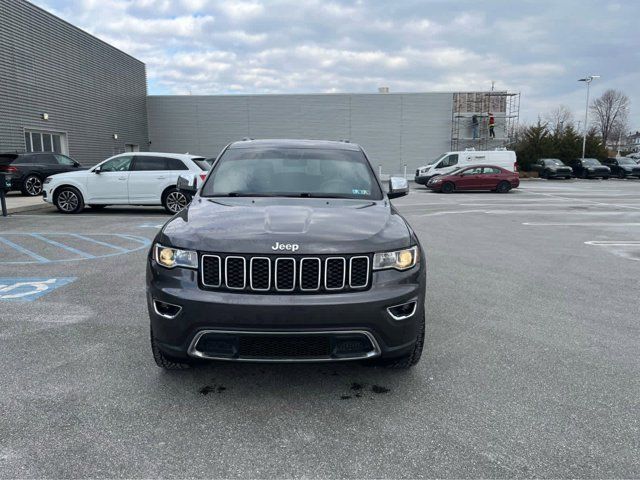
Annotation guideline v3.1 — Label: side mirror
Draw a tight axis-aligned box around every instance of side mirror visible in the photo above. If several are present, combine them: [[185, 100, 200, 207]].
[[93, 166, 101, 174], [177, 174, 197, 195], [387, 177, 409, 199], [74, 162, 81, 168]]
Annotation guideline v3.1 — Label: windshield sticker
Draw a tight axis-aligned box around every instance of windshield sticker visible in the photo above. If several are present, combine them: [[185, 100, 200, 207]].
[[352, 189, 370, 195]]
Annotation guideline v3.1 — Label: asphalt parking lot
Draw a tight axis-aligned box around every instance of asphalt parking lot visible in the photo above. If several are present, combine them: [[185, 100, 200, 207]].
[[1, 179, 639, 478]]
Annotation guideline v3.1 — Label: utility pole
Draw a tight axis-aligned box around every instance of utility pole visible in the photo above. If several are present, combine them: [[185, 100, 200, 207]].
[[578, 75, 599, 159]]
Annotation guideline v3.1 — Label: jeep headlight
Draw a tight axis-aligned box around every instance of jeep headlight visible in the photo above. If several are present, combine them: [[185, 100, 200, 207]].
[[154, 244, 198, 269], [373, 246, 418, 271]]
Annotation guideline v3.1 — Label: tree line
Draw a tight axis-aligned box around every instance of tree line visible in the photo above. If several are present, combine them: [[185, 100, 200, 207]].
[[514, 89, 630, 171]]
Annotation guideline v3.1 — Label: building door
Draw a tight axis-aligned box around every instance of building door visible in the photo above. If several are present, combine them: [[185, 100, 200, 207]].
[[125, 144, 140, 152], [24, 130, 68, 154]]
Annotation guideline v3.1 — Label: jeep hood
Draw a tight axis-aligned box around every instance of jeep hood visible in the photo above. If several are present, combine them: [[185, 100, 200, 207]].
[[159, 196, 412, 254]]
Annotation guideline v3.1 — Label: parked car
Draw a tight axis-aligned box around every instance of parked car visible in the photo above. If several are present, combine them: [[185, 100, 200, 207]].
[[426, 165, 519, 193], [147, 139, 426, 370], [415, 149, 517, 185], [570, 158, 610, 179], [43, 152, 210, 214], [530, 158, 573, 179], [0, 152, 84, 196], [602, 157, 640, 178]]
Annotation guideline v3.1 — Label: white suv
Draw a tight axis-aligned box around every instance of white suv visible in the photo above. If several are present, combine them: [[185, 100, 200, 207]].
[[43, 152, 210, 214]]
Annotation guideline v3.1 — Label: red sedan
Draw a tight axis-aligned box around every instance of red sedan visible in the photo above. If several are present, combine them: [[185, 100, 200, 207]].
[[426, 165, 519, 193]]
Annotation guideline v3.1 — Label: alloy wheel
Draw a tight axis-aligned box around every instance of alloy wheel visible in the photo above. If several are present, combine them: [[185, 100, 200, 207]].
[[166, 191, 188, 213], [25, 176, 43, 195], [58, 190, 79, 212]]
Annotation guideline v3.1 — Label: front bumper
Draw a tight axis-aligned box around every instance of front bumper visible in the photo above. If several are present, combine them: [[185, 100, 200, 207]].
[[147, 257, 426, 362], [548, 169, 573, 178], [414, 175, 430, 185], [585, 169, 610, 178]]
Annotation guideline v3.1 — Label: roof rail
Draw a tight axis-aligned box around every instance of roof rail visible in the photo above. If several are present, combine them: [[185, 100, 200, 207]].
[[241, 137, 254, 141], [338, 139, 350, 143]]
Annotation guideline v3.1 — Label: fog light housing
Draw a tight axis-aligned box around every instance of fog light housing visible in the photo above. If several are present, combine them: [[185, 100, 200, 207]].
[[387, 301, 417, 320], [153, 299, 182, 319]]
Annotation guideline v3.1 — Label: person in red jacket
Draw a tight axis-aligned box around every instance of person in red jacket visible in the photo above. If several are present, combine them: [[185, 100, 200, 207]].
[[488, 112, 496, 138]]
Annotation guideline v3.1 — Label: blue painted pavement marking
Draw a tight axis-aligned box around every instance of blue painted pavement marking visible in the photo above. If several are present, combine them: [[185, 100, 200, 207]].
[[0, 277, 76, 301], [30, 233, 95, 259], [0, 236, 50, 263], [68, 234, 129, 253], [0, 233, 151, 265]]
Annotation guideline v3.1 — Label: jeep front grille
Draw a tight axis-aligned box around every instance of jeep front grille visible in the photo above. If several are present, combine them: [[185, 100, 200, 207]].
[[200, 254, 371, 294]]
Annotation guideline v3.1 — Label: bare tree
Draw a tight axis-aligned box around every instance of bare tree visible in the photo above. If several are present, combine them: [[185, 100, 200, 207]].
[[590, 89, 630, 146], [545, 105, 574, 135]]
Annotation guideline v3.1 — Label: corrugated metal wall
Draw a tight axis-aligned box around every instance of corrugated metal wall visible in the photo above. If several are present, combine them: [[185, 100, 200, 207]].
[[148, 93, 453, 174], [0, 0, 148, 165]]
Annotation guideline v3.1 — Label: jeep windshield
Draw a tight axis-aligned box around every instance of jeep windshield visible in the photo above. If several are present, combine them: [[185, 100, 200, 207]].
[[200, 147, 383, 200]]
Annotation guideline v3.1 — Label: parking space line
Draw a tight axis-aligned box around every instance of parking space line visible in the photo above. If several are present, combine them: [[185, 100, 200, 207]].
[[523, 222, 640, 226], [69, 234, 130, 253], [117, 234, 152, 245], [30, 233, 95, 259], [585, 240, 640, 246], [0, 236, 50, 263]]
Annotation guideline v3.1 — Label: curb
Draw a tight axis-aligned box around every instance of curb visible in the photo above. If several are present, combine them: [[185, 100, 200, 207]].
[[5, 201, 53, 215]]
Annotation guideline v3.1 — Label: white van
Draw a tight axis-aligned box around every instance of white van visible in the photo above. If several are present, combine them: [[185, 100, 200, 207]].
[[415, 149, 517, 185]]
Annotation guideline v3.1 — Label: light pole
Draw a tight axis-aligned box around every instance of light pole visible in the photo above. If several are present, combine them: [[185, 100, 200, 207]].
[[578, 75, 599, 159]]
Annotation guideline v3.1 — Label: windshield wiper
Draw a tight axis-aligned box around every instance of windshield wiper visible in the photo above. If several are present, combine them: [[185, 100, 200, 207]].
[[213, 192, 278, 197]]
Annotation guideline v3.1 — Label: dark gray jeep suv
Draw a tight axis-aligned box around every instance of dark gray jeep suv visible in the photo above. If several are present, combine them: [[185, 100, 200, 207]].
[[147, 139, 426, 369]]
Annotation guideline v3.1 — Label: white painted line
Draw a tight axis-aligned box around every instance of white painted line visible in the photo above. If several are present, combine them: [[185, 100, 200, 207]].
[[525, 190, 640, 212], [524, 222, 640, 226], [585, 240, 640, 246]]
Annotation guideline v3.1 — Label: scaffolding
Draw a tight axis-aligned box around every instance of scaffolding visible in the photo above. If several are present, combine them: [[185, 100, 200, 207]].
[[451, 91, 520, 151]]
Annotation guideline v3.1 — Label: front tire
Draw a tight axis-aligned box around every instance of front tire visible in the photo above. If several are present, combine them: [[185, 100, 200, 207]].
[[602, 176, 610, 180], [618, 171, 626, 179], [441, 182, 455, 194], [150, 327, 191, 370], [496, 181, 511, 193], [54, 186, 84, 214], [162, 188, 189, 214], [22, 174, 43, 196]]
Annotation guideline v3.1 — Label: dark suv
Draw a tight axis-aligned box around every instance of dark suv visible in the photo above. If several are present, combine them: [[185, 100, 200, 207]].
[[602, 157, 640, 178], [570, 158, 610, 179], [531, 158, 573, 179], [0, 152, 83, 196], [147, 139, 426, 370]]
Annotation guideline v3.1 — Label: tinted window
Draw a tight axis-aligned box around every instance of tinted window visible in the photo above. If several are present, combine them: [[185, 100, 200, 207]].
[[582, 158, 601, 166], [54, 154, 76, 166], [201, 147, 382, 200], [617, 158, 635, 165], [100, 156, 133, 172], [165, 158, 188, 170], [36, 154, 57, 165], [132, 156, 168, 171], [0, 155, 20, 166]]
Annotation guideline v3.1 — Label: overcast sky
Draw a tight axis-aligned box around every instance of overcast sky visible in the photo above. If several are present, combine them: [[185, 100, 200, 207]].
[[35, 0, 639, 127]]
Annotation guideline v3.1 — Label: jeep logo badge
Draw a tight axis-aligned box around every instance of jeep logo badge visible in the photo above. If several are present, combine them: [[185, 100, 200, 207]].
[[271, 242, 299, 252]]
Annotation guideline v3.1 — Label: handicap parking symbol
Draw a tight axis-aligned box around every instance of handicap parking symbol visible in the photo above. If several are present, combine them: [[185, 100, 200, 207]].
[[0, 277, 76, 301]]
